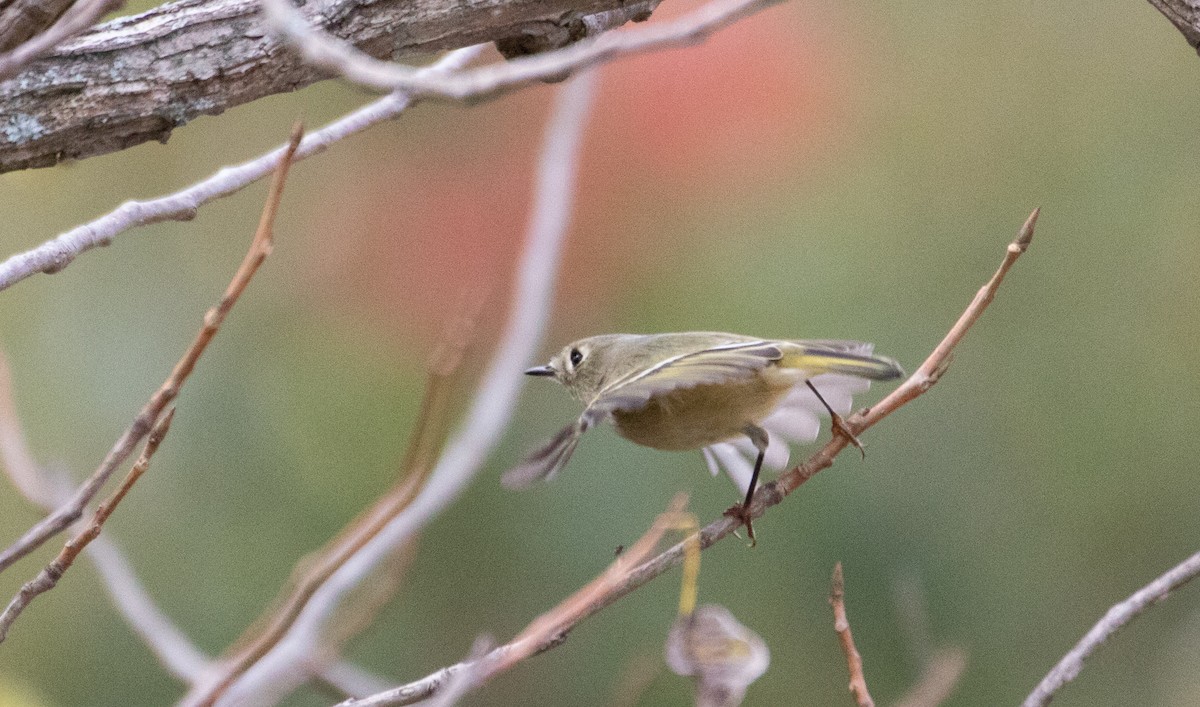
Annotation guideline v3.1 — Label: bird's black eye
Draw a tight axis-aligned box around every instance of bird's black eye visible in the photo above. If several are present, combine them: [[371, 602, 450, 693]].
[[569, 348, 584, 367]]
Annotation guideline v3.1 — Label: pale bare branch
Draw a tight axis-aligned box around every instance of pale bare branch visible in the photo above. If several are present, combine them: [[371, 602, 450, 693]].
[[1023, 548, 1200, 707], [263, 0, 781, 99], [0, 45, 483, 295], [182, 67, 598, 707]]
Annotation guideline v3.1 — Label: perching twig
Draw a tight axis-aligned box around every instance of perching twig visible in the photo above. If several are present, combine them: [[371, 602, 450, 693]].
[[0, 409, 175, 641], [0, 123, 303, 578], [359, 210, 1039, 704], [182, 70, 597, 707], [829, 563, 874, 707], [263, 0, 780, 99], [335, 495, 690, 707], [1022, 548, 1200, 707]]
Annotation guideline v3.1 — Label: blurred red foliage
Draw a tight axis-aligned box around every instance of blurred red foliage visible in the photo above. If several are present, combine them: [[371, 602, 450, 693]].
[[306, 2, 858, 348]]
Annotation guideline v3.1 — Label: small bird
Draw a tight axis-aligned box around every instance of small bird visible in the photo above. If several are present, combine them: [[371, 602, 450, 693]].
[[504, 332, 903, 540]]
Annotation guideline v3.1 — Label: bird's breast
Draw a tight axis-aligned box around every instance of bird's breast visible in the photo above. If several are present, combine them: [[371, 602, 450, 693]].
[[610, 375, 795, 451]]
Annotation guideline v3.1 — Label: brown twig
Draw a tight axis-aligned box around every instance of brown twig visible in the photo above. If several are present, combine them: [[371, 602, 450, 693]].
[[0, 122, 303, 577], [0, 409, 175, 641], [830, 563, 874, 707], [353, 210, 1039, 705], [1022, 547, 1200, 707]]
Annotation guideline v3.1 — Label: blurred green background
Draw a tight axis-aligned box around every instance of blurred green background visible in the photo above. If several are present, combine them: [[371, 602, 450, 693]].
[[3, 0, 1200, 704]]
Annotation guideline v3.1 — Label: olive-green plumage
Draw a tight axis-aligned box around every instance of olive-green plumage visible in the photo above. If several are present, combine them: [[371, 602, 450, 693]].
[[504, 332, 903, 489]]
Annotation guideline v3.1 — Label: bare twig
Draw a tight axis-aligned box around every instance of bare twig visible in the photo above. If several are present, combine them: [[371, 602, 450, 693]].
[[1, 350, 379, 686], [336, 495, 690, 707], [183, 69, 597, 707], [0, 124, 303, 577], [830, 563, 874, 707], [0, 45, 484, 294], [357, 210, 1039, 703], [0, 0, 124, 80], [263, 0, 782, 99], [1023, 548, 1200, 707], [0, 409, 175, 641]]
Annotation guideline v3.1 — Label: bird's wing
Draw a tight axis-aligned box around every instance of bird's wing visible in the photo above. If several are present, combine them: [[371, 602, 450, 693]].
[[501, 410, 601, 488], [591, 340, 784, 413]]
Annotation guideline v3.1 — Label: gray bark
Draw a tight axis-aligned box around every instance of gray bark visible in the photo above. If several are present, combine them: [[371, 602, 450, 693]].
[[0, 0, 648, 173]]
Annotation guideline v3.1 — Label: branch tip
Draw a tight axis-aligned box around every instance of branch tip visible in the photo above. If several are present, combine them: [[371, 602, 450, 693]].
[[1014, 207, 1039, 251]]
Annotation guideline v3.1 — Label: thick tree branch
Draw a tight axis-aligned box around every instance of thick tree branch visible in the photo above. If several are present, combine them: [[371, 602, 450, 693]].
[[1147, 0, 1200, 52], [0, 0, 654, 173]]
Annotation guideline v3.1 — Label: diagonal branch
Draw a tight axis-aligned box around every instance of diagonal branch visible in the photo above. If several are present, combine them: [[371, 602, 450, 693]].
[[0, 409, 176, 642], [320, 210, 1040, 706], [0, 124, 303, 578], [0, 45, 483, 295], [1023, 548, 1200, 707]]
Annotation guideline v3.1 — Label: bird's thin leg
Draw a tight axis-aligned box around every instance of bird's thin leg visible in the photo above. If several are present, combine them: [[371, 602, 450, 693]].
[[724, 423, 768, 546], [806, 380, 865, 459]]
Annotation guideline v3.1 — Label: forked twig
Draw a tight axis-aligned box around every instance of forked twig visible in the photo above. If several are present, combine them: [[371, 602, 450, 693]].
[[0, 409, 175, 641], [0, 124, 303, 580]]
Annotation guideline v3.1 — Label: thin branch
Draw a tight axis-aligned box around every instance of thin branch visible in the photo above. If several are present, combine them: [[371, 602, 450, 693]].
[[263, 0, 782, 100], [182, 69, 597, 707], [830, 563, 874, 707], [1, 349, 378, 687], [336, 496, 690, 707], [363, 210, 1040, 704], [0, 0, 124, 80], [0, 409, 176, 641], [0, 45, 484, 295], [1023, 548, 1200, 707], [0, 124, 303, 577]]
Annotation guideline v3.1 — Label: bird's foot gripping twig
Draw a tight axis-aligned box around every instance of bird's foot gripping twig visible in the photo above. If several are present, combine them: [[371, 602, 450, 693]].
[[830, 412, 865, 460], [723, 501, 757, 547]]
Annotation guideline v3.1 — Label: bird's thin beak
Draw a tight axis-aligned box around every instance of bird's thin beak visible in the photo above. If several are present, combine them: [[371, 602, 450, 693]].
[[524, 365, 555, 377]]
